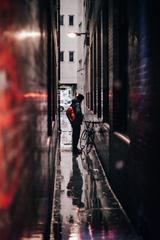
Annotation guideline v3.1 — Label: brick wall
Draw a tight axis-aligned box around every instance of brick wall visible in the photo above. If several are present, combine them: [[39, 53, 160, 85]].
[[85, 0, 160, 238]]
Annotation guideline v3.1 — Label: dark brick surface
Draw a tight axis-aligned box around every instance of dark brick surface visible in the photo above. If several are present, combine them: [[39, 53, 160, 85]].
[[84, 0, 160, 239]]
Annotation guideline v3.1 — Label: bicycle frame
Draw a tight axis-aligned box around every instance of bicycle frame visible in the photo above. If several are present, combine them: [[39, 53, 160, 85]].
[[80, 120, 102, 154]]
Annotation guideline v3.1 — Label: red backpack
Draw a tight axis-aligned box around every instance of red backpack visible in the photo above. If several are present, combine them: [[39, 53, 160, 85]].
[[66, 105, 76, 123]]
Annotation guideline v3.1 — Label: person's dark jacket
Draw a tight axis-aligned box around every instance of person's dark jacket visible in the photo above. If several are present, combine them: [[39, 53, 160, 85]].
[[71, 99, 83, 125]]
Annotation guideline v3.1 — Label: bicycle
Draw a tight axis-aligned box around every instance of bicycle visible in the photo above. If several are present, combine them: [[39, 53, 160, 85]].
[[80, 120, 102, 154]]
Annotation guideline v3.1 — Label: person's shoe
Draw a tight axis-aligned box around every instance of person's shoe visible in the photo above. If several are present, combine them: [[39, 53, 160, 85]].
[[77, 201, 85, 208], [76, 148, 82, 154], [73, 148, 82, 155]]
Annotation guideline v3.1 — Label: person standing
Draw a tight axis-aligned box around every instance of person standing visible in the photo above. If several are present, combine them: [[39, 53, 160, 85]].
[[68, 93, 84, 154]]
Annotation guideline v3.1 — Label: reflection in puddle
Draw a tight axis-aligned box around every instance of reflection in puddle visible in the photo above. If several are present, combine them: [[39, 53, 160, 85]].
[[51, 114, 140, 240], [67, 156, 84, 209]]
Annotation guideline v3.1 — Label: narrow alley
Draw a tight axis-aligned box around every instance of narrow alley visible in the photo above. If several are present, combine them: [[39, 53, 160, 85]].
[[50, 113, 141, 240], [0, 1, 160, 240]]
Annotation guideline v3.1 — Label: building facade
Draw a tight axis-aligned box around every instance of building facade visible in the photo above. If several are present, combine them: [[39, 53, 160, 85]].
[[83, 0, 160, 239], [60, 0, 82, 96], [0, 0, 60, 238]]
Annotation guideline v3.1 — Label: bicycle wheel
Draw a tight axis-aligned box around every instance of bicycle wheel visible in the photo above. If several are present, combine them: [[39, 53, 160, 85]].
[[80, 129, 88, 150], [86, 131, 95, 153]]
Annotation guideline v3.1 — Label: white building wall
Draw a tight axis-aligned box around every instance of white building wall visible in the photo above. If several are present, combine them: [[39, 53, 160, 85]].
[[60, 0, 79, 85], [77, 0, 85, 96]]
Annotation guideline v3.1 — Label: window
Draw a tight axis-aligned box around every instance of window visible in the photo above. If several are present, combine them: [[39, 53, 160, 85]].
[[69, 51, 74, 62], [60, 51, 64, 61], [60, 15, 64, 25], [69, 15, 74, 26]]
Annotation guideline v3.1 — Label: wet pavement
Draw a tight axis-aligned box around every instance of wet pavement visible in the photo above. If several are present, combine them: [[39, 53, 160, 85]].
[[50, 112, 141, 240]]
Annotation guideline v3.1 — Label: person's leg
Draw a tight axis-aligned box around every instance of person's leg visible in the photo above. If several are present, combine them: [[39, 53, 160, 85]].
[[72, 125, 81, 152]]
